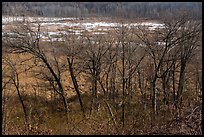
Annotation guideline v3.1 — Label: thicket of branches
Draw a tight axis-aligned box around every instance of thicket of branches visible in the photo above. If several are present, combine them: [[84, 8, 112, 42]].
[[2, 13, 202, 135]]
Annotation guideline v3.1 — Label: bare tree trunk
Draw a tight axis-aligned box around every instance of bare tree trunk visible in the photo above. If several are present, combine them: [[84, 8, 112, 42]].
[[122, 37, 125, 128], [172, 63, 176, 104], [151, 77, 157, 115], [162, 71, 171, 105], [138, 66, 146, 110], [90, 74, 98, 115], [105, 71, 109, 98], [177, 61, 186, 107], [40, 56, 70, 124], [111, 59, 117, 102], [11, 67, 30, 131], [67, 58, 85, 117], [61, 93, 69, 124]]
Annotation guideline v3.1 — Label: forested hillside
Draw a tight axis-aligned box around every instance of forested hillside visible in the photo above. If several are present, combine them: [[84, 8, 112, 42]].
[[2, 2, 202, 19]]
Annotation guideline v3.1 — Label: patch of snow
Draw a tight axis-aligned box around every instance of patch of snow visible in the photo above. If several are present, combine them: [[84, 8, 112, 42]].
[[41, 37, 65, 42], [156, 42, 166, 45], [92, 32, 107, 35], [139, 43, 147, 47], [50, 38, 65, 42], [3, 16, 166, 39]]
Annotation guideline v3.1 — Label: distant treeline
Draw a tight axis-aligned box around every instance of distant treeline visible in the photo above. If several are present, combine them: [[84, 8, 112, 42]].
[[2, 2, 202, 20]]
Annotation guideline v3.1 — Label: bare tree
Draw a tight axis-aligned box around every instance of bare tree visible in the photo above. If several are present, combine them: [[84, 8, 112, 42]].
[[2, 54, 35, 133], [3, 21, 70, 124], [62, 33, 86, 116], [79, 33, 109, 115], [175, 19, 201, 107]]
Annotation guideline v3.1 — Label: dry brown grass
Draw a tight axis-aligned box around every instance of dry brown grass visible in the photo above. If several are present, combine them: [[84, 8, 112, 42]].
[[2, 19, 202, 134]]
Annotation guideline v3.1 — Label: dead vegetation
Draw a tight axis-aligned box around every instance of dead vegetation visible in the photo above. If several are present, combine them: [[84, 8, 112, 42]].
[[2, 14, 202, 135]]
